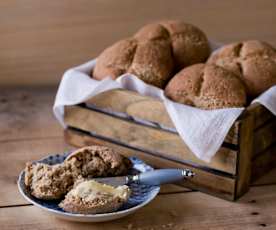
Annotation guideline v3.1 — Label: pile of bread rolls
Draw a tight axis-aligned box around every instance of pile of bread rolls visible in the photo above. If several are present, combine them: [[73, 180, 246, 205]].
[[92, 20, 276, 109]]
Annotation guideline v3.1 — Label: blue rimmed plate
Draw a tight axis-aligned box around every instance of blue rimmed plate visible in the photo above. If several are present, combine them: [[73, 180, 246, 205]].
[[18, 153, 160, 222]]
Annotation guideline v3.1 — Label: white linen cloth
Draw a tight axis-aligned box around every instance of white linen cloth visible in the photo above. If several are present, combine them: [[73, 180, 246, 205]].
[[53, 59, 276, 162]]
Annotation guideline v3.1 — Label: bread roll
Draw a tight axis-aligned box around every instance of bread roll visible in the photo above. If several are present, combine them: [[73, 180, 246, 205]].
[[93, 20, 210, 88], [59, 180, 130, 214], [160, 20, 210, 69], [208, 40, 276, 97], [165, 64, 247, 109]]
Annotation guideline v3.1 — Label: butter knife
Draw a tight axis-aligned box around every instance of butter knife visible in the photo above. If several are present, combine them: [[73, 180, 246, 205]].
[[93, 169, 195, 187]]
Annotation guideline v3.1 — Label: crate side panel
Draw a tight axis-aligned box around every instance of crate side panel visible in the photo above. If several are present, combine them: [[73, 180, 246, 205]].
[[86, 89, 239, 145], [65, 105, 238, 175]]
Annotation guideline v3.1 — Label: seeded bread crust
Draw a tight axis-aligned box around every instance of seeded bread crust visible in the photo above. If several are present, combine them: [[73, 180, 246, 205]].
[[207, 40, 276, 97], [165, 64, 247, 109], [59, 195, 125, 214], [24, 162, 76, 200], [160, 20, 210, 69], [59, 181, 130, 214], [24, 146, 132, 200], [64, 146, 132, 177], [93, 20, 210, 88]]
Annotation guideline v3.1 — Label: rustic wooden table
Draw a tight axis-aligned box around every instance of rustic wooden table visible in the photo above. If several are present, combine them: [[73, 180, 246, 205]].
[[0, 87, 276, 230]]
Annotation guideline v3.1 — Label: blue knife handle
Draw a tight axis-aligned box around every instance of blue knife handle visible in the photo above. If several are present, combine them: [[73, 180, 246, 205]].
[[134, 169, 194, 186]]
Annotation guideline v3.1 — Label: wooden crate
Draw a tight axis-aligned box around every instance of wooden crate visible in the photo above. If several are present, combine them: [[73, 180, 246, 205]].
[[63, 89, 276, 201]]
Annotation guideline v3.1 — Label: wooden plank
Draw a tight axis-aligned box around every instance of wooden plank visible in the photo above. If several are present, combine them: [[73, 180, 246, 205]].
[[0, 137, 71, 206], [252, 118, 276, 156], [159, 184, 190, 194], [86, 89, 239, 145], [252, 167, 276, 186], [1, 0, 276, 86], [86, 89, 174, 128], [0, 87, 63, 141], [1, 185, 276, 230], [65, 128, 276, 187], [235, 113, 254, 199], [65, 105, 238, 175], [246, 103, 275, 130], [65, 128, 236, 200], [251, 144, 276, 183]]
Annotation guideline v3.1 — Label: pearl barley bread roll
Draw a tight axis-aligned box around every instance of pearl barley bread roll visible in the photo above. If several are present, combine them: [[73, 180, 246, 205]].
[[64, 145, 132, 178], [208, 40, 276, 98], [59, 180, 131, 214], [24, 162, 76, 200], [93, 37, 173, 88], [133, 21, 210, 70], [160, 20, 210, 69], [165, 64, 247, 109], [24, 146, 132, 200], [93, 20, 210, 88]]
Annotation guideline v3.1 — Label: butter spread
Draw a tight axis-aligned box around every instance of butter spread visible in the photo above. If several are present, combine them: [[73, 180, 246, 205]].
[[71, 180, 130, 201]]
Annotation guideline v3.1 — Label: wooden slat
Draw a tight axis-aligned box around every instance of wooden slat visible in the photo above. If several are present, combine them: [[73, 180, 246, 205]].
[[1, 185, 276, 230], [246, 103, 275, 130], [251, 144, 276, 182], [65, 105, 238, 175], [159, 184, 190, 194], [252, 118, 276, 156], [1, 0, 276, 86], [65, 128, 236, 200], [86, 89, 239, 145], [235, 113, 254, 199], [0, 87, 63, 141], [86, 89, 174, 128], [253, 167, 276, 186]]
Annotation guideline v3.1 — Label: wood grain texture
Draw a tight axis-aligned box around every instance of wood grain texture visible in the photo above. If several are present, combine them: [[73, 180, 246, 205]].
[[65, 105, 238, 175], [235, 113, 254, 199], [253, 167, 276, 186], [87, 89, 174, 128], [65, 128, 276, 187], [0, 87, 62, 141], [251, 144, 276, 182], [65, 128, 236, 200], [253, 118, 276, 156], [86, 89, 239, 145], [247, 103, 275, 130], [1, 185, 276, 230], [1, 0, 276, 86], [0, 138, 71, 206]]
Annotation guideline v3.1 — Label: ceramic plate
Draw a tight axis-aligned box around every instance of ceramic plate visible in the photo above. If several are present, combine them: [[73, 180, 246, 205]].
[[18, 152, 160, 222]]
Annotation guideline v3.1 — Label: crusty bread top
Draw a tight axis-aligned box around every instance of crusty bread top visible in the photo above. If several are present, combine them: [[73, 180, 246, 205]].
[[160, 20, 210, 69], [208, 40, 276, 97], [165, 64, 247, 109], [93, 20, 210, 88], [65, 145, 132, 177], [94, 38, 138, 80]]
